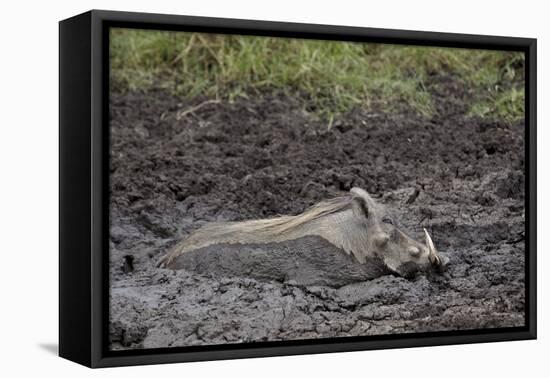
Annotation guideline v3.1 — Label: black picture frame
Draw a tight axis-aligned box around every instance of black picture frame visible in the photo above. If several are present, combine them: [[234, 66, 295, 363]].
[[59, 9, 537, 368]]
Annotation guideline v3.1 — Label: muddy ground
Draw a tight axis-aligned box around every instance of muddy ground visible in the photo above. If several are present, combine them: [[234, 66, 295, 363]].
[[108, 77, 525, 350]]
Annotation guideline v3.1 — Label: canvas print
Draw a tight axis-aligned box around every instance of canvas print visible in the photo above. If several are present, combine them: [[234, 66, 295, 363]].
[[108, 28, 526, 350]]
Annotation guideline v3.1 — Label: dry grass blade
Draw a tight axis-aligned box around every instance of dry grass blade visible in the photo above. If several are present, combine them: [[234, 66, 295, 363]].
[[176, 99, 221, 120]]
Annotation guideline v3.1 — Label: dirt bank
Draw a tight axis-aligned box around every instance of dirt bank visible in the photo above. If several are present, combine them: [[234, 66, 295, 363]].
[[109, 78, 525, 350]]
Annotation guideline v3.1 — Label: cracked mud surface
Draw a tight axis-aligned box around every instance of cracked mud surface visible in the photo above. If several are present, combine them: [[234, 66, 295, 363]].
[[109, 80, 525, 350]]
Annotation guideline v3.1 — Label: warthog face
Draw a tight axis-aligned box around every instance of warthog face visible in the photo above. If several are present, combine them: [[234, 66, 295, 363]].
[[350, 188, 449, 277]]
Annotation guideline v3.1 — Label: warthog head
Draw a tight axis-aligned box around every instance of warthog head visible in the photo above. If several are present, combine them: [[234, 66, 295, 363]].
[[349, 187, 450, 277]]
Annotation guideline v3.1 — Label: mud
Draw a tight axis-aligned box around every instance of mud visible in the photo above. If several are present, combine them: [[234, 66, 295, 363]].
[[109, 78, 525, 350]]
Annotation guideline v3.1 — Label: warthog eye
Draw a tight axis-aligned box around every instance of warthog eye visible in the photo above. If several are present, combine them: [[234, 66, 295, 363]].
[[382, 217, 393, 225]]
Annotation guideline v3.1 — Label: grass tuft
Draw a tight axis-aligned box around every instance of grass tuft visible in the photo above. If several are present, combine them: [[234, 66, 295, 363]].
[[110, 28, 524, 122]]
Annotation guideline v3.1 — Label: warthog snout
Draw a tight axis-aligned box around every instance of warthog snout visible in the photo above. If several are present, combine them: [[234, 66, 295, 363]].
[[394, 232, 450, 278], [433, 252, 451, 272]]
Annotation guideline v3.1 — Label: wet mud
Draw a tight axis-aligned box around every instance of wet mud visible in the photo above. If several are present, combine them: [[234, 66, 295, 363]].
[[109, 79, 525, 350]]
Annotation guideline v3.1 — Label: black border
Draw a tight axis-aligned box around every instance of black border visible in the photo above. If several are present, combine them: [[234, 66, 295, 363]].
[[59, 12, 92, 366], [59, 9, 537, 368]]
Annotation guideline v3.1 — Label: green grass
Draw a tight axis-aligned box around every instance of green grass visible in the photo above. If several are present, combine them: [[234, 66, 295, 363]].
[[110, 28, 525, 122]]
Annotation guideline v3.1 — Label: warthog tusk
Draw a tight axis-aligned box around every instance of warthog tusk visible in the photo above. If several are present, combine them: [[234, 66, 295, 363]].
[[423, 228, 441, 265]]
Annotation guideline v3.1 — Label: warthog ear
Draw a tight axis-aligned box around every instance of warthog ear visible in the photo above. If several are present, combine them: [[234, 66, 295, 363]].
[[351, 196, 368, 218], [350, 188, 369, 218], [350, 187, 375, 219]]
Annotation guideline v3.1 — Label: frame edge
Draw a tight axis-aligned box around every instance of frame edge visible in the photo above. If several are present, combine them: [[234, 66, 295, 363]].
[[59, 11, 94, 368], [526, 38, 537, 340]]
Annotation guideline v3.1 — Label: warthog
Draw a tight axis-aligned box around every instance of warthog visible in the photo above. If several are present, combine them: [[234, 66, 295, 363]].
[[157, 187, 449, 279], [158, 188, 449, 276]]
